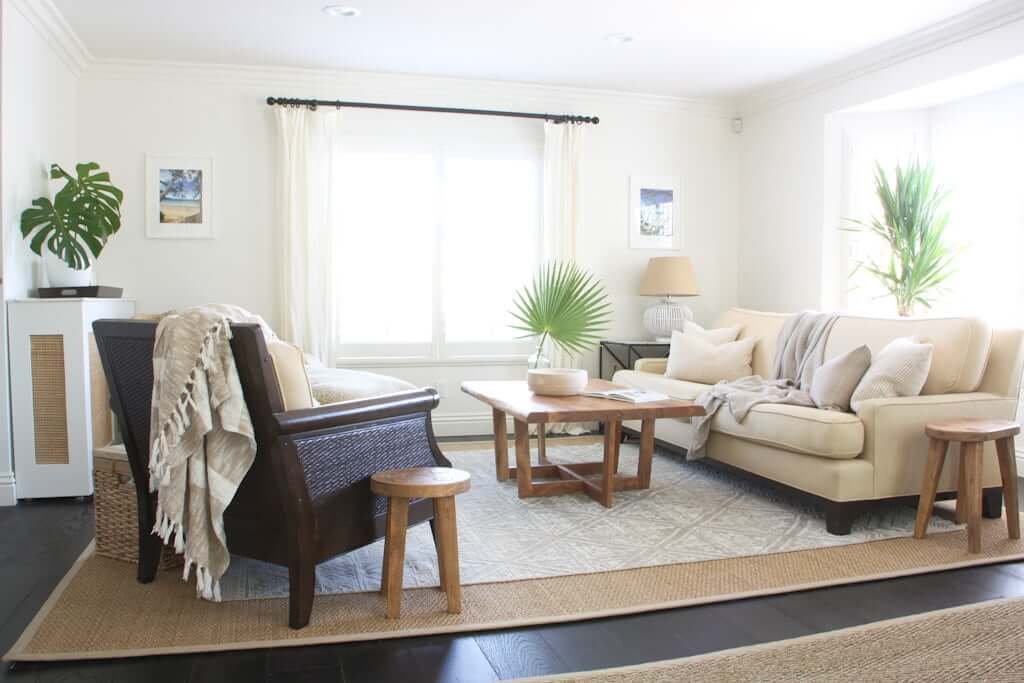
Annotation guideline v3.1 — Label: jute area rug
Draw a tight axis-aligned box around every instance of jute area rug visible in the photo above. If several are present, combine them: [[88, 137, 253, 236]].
[[514, 597, 1024, 682], [6, 440, 1024, 661]]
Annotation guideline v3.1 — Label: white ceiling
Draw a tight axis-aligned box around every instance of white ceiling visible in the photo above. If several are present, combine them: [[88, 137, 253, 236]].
[[52, 0, 993, 99]]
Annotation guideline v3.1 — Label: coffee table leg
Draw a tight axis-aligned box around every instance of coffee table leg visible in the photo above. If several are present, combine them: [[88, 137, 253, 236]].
[[637, 418, 655, 488], [537, 425, 548, 464], [492, 408, 509, 481], [602, 419, 621, 507], [514, 419, 533, 498]]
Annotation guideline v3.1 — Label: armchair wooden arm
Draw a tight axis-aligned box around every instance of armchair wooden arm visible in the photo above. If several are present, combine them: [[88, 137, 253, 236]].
[[273, 388, 440, 434]]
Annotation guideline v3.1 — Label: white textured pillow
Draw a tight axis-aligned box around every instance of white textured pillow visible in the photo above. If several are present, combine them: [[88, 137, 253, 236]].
[[849, 337, 934, 414], [684, 320, 742, 345], [665, 330, 757, 384]]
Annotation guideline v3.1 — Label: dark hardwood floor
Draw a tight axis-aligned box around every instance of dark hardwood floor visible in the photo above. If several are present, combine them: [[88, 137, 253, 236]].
[[3, 473, 1024, 682]]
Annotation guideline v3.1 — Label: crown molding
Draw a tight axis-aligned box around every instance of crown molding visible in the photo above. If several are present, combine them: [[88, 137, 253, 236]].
[[737, 0, 1024, 115], [82, 58, 736, 119], [8, 0, 736, 118], [8, 0, 91, 74]]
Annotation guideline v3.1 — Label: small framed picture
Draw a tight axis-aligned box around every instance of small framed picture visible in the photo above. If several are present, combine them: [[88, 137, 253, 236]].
[[629, 175, 680, 250], [146, 155, 213, 239]]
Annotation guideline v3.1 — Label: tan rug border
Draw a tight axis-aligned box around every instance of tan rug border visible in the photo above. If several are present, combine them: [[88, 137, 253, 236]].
[[510, 595, 1024, 682], [7, 522, 1024, 662]]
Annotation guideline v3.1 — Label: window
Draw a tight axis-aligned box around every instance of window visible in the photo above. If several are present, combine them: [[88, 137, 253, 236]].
[[333, 134, 541, 363], [836, 83, 1024, 325], [837, 112, 929, 315]]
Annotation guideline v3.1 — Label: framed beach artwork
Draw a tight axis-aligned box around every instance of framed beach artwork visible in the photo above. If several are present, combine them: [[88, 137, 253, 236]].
[[146, 155, 213, 239], [629, 175, 681, 250]]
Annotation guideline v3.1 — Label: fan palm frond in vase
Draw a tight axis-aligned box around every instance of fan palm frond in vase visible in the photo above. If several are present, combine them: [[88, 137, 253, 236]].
[[510, 261, 612, 368]]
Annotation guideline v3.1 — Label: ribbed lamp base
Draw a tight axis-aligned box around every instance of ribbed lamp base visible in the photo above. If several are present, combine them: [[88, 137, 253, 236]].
[[642, 299, 693, 341]]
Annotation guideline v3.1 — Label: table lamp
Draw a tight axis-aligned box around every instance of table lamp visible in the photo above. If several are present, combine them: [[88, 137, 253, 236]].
[[638, 256, 699, 341]]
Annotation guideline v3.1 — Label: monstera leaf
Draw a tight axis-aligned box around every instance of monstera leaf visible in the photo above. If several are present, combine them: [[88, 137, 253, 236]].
[[20, 163, 124, 270]]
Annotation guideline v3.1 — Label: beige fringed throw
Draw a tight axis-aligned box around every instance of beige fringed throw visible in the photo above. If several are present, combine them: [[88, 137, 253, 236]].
[[149, 304, 270, 601]]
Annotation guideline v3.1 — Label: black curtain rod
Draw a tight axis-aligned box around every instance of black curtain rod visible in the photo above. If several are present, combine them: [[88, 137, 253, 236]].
[[265, 96, 599, 124]]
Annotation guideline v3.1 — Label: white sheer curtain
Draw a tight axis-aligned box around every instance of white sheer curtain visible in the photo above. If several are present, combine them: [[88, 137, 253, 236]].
[[274, 107, 342, 364], [542, 121, 586, 434]]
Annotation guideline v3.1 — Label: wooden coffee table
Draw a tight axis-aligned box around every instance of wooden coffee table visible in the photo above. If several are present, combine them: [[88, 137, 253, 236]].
[[461, 379, 704, 507]]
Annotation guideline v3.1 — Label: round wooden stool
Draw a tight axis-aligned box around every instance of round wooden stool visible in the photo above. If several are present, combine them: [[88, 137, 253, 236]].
[[915, 418, 1020, 553], [370, 467, 471, 619]]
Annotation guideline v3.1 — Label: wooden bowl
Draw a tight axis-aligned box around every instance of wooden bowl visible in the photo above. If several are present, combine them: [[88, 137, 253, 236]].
[[527, 368, 588, 396]]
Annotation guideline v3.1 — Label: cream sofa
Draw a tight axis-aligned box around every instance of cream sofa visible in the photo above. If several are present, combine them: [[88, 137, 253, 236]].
[[614, 308, 1024, 534]]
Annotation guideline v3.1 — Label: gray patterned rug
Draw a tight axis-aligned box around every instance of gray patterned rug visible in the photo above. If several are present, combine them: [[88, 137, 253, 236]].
[[220, 440, 958, 601]]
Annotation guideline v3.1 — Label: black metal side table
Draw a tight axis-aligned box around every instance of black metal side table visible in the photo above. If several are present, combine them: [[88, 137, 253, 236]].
[[599, 340, 670, 381]]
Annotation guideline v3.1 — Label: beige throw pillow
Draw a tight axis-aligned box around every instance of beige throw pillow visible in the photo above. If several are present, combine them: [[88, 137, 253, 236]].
[[850, 337, 934, 414], [684, 320, 742, 345], [810, 345, 871, 412], [665, 330, 757, 384]]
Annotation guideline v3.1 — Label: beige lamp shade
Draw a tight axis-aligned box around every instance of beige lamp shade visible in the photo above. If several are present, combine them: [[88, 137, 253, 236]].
[[639, 256, 699, 297]]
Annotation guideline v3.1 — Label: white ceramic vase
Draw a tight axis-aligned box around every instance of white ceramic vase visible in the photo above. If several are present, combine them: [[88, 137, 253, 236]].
[[527, 368, 588, 396], [44, 252, 93, 288]]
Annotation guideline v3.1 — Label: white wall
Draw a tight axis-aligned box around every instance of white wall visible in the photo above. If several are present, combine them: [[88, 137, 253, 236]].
[[927, 82, 1024, 325], [0, 0, 81, 504], [736, 16, 1024, 313], [74, 65, 738, 434]]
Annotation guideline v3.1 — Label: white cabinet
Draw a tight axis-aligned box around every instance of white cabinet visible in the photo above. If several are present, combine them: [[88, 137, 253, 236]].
[[8, 298, 136, 499]]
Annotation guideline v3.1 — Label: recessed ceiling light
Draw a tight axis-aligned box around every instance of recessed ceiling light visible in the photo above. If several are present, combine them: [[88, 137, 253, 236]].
[[605, 33, 634, 44], [322, 5, 360, 17]]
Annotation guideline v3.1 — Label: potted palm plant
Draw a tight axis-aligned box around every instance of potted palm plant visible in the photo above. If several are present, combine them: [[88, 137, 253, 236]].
[[20, 162, 124, 288], [510, 261, 612, 395], [845, 159, 958, 317]]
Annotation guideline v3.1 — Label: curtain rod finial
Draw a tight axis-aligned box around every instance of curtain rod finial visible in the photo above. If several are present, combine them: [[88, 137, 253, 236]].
[[267, 97, 277, 105]]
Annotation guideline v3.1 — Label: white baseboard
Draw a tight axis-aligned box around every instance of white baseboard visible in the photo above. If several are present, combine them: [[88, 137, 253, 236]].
[[0, 473, 16, 506], [431, 412, 496, 438]]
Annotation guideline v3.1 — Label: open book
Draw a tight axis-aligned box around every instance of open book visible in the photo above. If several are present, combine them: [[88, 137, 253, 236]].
[[582, 388, 670, 404]]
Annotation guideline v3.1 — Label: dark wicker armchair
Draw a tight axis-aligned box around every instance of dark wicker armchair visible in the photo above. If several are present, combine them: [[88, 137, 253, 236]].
[[92, 319, 450, 628]]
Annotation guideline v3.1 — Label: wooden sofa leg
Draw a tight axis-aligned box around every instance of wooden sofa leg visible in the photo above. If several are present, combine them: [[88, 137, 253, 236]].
[[982, 487, 1004, 519], [825, 501, 858, 536], [288, 556, 315, 629]]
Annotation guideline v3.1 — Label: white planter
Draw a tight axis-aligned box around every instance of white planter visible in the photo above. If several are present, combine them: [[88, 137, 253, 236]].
[[527, 368, 588, 396], [44, 252, 93, 288]]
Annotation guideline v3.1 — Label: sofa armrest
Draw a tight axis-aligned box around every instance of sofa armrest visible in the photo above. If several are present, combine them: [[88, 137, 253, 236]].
[[857, 392, 1015, 498], [634, 358, 668, 374]]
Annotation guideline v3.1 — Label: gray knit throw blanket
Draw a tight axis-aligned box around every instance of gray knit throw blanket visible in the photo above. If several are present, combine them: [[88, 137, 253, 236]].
[[149, 304, 272, 601], [688, 311, 839, 459]]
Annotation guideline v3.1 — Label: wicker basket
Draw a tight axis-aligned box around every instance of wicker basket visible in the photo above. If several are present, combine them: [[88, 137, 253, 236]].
[[93, 444, 182, 570]]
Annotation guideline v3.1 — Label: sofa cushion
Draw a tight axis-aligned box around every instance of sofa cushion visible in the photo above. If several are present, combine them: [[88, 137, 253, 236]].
[[665, 331, 756, 384], [810, 344, 871, 412], [683, 320, 741, 345], [825, 315, 990, 394], [305, 361, 416, 404], [614, 369, 864, 459], [850, 337, 934, 413], [711, 403, 864, 459]]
